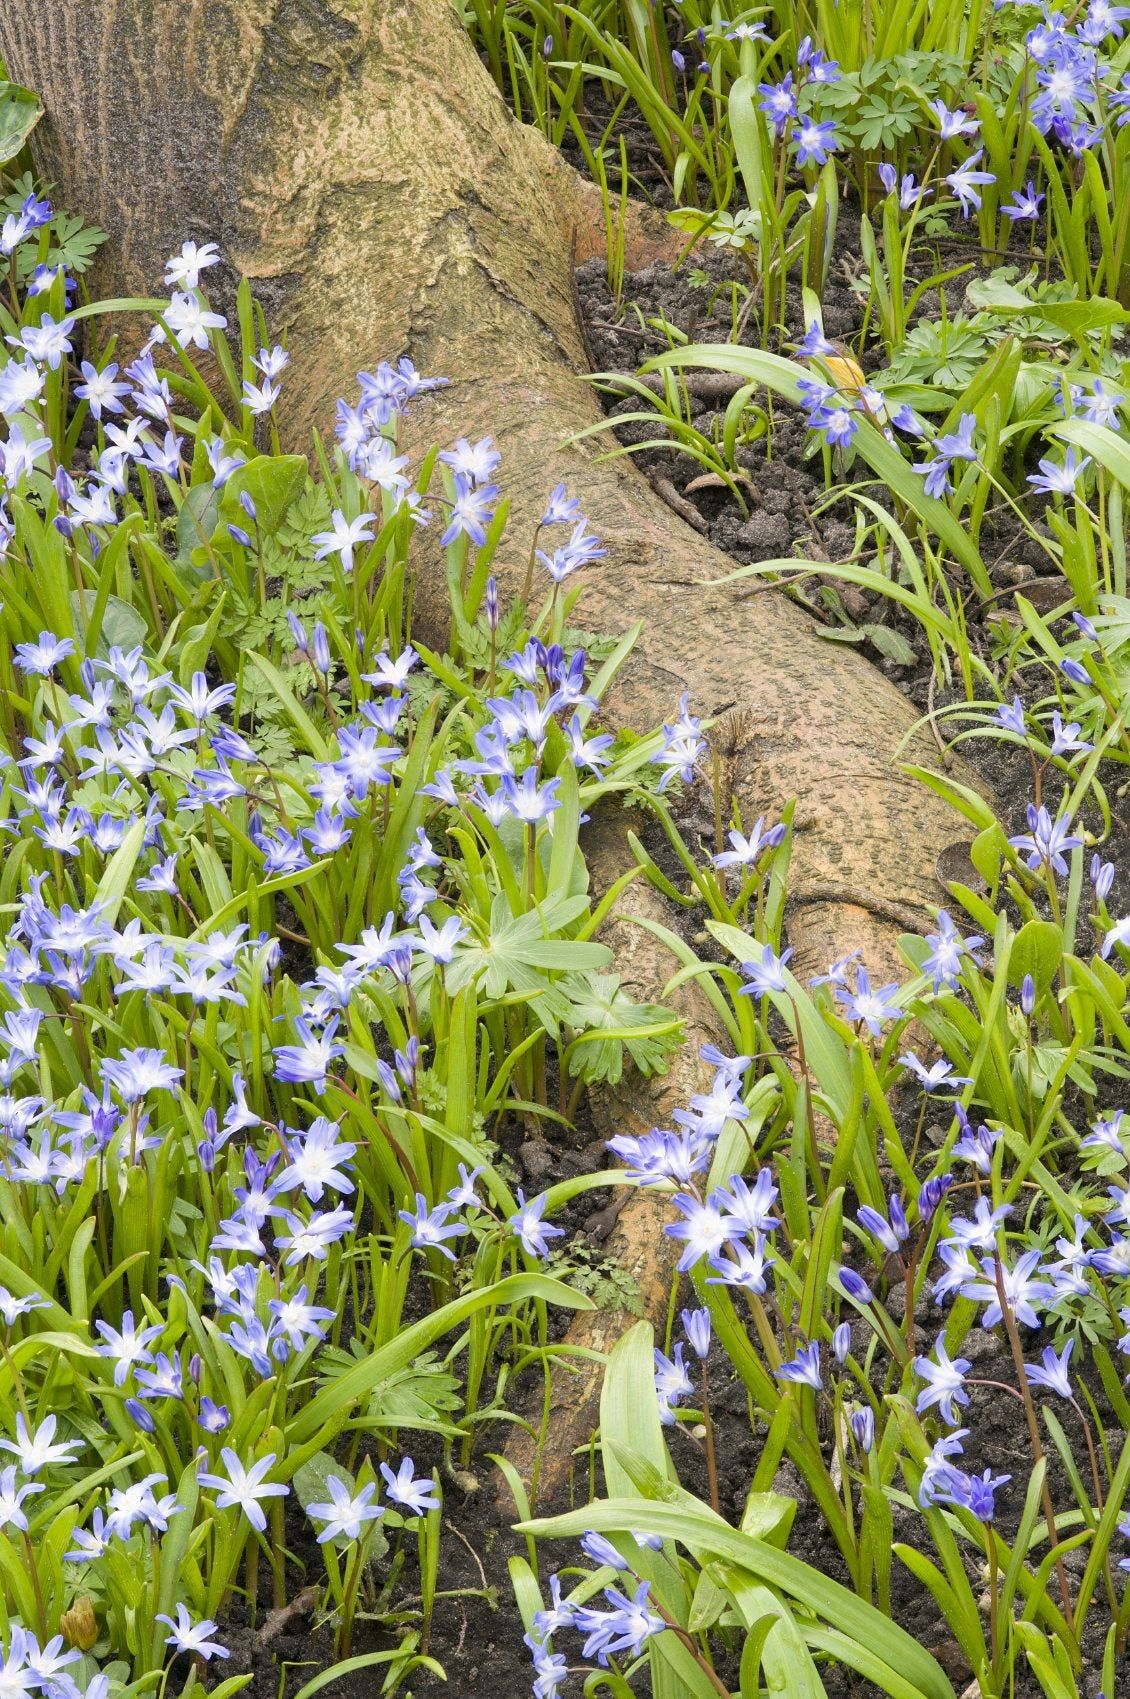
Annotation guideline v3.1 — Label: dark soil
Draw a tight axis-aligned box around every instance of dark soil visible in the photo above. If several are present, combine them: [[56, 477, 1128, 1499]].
[[573, 236, 1130, 922]]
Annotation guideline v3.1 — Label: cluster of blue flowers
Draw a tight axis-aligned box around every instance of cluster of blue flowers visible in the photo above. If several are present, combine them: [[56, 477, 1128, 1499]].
[[525, 1539, 667, 1698], [0, 196, 657, 1692], [601, 739, 1130, 1543]]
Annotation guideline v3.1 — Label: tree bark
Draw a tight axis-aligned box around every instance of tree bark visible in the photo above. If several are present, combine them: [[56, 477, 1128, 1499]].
[[2, 0, 982, 1499]]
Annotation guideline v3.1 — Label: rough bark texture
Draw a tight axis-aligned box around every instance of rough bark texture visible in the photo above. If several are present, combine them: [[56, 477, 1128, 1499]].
[[2, 0, 981, 1501]]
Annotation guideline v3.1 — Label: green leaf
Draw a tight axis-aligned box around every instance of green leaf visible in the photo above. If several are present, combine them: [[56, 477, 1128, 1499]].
[[0, 83, 42, 164], [288, 1649, 443, 1699], [599, 1327, 724, 1699], [94, 820, 148, 928], [966, 276, 1130, 336], [445, 893, 611, 1015], [1009, 919, 1062, 998], [176, 481, 222, 571], [244, 649, 330, 759], [564, 973, 683, 1087], [217, 455, 309, 538], [71, 590, 148, 659]]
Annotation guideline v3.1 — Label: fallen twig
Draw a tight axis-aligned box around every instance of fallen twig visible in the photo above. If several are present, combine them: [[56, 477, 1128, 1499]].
[[255, 1586, 319, 1648]]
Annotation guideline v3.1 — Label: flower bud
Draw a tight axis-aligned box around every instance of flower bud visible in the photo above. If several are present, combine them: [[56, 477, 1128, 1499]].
[[387, 945, 414, 984], [839, 1267, 873, 1304], [889, 1194, 909, 1244], [312, 621, 332, 675], [60, 1597, 98, 1651], [850, 1406, 875, 1453], [580, 1531, 629, 1570], [681, 1306, 712, 1360], [239, 489, 258, 521], [917, 1174, 953, 1222], [833, 1321, 852, 1364], [1091, 854, 1115, 903], [376, 1059, 401, 1101], [125, 1396, 155, 1433], [1020, 973, 1036, 1016]]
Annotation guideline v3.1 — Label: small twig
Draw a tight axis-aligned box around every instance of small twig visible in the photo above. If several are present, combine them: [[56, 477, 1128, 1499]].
[[444, 1518, 489, 1591], [926, 670, 953, 768], [255, 1585, 319, 1648], [652, 476, 709, 533], [734, 569, 823, 600], [569, 230, 600, 374]]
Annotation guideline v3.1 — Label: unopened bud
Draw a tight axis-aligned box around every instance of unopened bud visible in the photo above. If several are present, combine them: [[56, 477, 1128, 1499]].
[[60, 1597, 98, 1651]]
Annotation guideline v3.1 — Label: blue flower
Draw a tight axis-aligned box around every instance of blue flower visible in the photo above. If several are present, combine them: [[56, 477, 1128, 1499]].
[[835, 967, 904, 1035], [1008, 803, 1083, 877], [1002, 182, 1044, 221], [944, 150, 995, 217], [398, 1193, 465, 1261], [574, 1578, 665, 1665], [1026, 1339, 1075, 1400], [791, 118, 840, 167], [13, 632, 75, 676], [440, 474, 498, 548], [959, 1250, 1056, 1329], [1027, 449, 1089, 497], [273, 1018, 343, 1091], [914, 1335, 972, 1425], [922, 910, 982, 992], [509, 1190, 565, 1259], [737, 943, 792, 1000], [776, 1341, 822, 1390]]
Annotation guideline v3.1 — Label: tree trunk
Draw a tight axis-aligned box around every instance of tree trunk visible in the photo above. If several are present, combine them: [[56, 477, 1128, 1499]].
[[2, 0, 980, 1499]]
